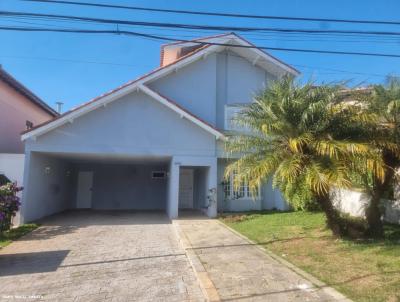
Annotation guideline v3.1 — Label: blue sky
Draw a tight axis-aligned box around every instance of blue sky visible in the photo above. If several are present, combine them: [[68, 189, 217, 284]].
[[1, 0, 400, 111]]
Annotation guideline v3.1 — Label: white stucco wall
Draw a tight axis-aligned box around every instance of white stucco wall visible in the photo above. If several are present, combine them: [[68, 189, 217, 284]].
[[21, 152, 71, 223], [0, 153, 25, 185], [332, 188, 400, 224], [0, 153, 25, 225]]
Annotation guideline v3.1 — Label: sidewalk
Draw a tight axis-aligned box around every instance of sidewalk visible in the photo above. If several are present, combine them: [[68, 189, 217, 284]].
[[174, 217, 350, 302]]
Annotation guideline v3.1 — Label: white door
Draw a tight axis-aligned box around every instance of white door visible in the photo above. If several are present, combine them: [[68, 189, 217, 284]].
[[76, 171, 93, 208], [179, 169, 194, 208]]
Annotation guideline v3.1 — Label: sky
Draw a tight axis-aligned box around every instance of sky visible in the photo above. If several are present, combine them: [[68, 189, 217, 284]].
[[1, 0, 400, 112]]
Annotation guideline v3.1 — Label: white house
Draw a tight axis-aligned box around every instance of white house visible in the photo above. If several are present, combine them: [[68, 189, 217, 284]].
[[20, 33, 299, 223]]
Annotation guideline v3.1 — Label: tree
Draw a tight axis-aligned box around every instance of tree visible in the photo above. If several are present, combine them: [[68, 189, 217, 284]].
[[225, 77, 375, 237], [355, 78, 400, 238]]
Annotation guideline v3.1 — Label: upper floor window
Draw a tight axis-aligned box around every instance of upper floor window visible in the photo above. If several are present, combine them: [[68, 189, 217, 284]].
[[224, 105, 248, 131]]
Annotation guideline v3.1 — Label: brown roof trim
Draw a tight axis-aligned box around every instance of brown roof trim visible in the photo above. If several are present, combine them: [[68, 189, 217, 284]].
[[159, 32, 299, 74], [0, 67, 58, 117], [159, 32, 233, 66], [22, 44, 212, 135]]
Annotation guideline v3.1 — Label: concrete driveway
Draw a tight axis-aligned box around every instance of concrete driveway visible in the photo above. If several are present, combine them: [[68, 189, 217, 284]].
[[0, 211, 204, 302]]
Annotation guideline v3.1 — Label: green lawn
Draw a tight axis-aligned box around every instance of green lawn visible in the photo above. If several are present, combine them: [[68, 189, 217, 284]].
[[0, 224, 39, 248], [221, 211, 400, 302]]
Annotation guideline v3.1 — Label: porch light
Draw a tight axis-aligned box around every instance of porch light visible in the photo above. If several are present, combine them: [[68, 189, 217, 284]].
[[44, 166, 51, 175]]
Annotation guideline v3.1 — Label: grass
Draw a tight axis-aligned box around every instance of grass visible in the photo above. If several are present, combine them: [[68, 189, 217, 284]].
[[0, 224, 39, 248], [220, 211, 400, 302]]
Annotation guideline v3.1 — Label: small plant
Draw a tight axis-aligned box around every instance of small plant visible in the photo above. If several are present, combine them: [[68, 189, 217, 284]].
[[0, 182, 23, 233]]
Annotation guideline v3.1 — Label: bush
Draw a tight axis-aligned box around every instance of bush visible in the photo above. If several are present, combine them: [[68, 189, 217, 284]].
[[0, 183, 22, 232], [281, 178, 321, 211]]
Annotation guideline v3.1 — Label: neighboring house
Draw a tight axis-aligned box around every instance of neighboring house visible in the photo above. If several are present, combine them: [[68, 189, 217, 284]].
[[19, 33, 299, 223], [0, 66, 58, 187]]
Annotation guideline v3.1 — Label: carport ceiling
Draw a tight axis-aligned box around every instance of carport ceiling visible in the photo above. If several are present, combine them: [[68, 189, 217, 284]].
[[39, 152, 170, 164]]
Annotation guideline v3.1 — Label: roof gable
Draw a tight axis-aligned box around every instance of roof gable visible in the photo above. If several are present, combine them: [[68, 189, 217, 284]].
[[22, 83, 224, 141], [160, 33, 299, 76], [22, 32, 298, 141]]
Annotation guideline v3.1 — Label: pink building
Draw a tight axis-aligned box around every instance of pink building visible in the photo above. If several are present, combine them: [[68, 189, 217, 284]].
[[0, 66, 57, 192], [0, 67, 58, 154]]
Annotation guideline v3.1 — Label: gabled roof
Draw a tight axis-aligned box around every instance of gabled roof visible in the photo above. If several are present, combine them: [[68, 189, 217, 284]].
[[22, 32, 299, 141], [0, 66, 58, 117], [160, 32, 300, 75]]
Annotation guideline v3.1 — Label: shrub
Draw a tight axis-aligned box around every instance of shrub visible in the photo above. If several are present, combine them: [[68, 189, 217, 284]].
[[0, 183, 22, 232]]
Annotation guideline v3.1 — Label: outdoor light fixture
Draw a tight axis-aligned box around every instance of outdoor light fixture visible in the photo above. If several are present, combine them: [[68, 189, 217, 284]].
[[44, 166, 51, 175]]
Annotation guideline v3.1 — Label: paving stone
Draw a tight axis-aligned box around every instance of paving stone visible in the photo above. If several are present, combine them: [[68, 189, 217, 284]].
[[177, 218, 350, 302], [0, 211, 204, 302]]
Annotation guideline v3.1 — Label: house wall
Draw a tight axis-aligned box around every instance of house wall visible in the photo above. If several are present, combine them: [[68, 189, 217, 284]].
[[71, 163, 167, 210], [25, 91, 216, 157], [149, 54, 218, 127], [21, 153, 71, 222], [150, 50, 275, 129], [0, 80, 53, 154]]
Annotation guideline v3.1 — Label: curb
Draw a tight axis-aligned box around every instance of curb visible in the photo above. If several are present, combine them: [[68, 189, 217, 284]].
[[216, 220, 353, 302], [172, 220, 221, 302]]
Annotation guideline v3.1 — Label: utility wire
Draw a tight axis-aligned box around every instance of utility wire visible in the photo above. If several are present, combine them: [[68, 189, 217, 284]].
[[2, 26, 400, 58], [0, 54, 391, 78], [21, 0, 400, 26], [3, 11, 400, 36], [6, 14, 400, 43]]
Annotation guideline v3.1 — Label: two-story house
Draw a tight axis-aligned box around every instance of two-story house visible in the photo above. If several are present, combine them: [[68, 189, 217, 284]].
[[0, 66, 58, 187], [19, 33, 299, 223]]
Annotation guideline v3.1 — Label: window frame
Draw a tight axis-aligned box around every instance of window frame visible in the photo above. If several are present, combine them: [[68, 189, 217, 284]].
[[223, 171, 261, 200]]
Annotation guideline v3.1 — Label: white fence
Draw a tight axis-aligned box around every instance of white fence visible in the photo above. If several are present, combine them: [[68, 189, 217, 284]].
[[0, 153, 25, 226], [332, 188, 400, 224]]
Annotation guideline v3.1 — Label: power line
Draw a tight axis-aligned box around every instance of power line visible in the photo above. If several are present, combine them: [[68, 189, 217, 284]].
[[0, 54, 147, 67], [6, 14, 400, 44], [291, 64, 388, 78], [0, 53, 389, 78], [2, 26, 400, 58], [21, 0, 400, 26], [3, 11, 400, 37]]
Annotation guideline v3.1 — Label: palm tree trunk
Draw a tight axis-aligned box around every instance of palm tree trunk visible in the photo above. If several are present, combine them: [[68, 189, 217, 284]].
[[315, 191, 345, 237], [365, 191, 384, 238], [365, 151, 397, 238]]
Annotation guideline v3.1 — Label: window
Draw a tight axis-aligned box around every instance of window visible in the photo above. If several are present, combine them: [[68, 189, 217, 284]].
[[224, 105, 243, 131], [152, 171, 166, 179], [26, 120, 33, 130], [224, 105, 251, 132], [223, 171, 260, 199]]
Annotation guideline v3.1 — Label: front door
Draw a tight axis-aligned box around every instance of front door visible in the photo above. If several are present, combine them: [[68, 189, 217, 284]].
[[76, 171, 93, 208], [179, 169, 194, 208]]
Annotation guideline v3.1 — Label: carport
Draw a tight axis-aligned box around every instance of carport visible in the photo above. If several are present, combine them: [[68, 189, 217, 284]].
[[20, 151, 216, 223], [21, 152, 171, 222]]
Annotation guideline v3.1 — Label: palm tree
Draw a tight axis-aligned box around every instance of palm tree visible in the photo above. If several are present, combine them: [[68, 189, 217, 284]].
[[225, 77, 375, 237], [355, 78, 400, 238]]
